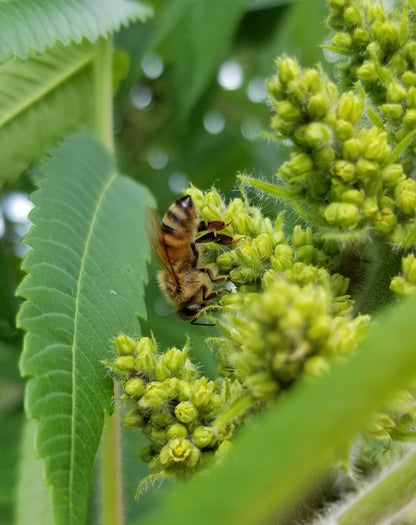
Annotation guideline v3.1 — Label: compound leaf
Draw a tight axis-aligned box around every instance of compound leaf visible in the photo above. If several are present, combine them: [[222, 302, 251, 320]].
[[17, 130, 152, 525], [0, 0, 153, 64]]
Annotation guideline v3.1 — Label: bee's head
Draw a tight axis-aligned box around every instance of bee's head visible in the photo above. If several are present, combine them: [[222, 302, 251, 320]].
[[178, 303, 202, 321]]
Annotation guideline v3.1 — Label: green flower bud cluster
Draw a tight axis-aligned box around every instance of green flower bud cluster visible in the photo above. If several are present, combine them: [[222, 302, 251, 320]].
[[327, 0, 416, 147], [186, 186, 351, 305], [107, 335, 247, 478], [390, 253, 416, 297], [217, 276, 369, 401], [267, 55, 416, 243]]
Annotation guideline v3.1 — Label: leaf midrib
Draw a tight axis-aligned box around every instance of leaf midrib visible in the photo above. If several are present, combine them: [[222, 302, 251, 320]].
[[0, 47, 94, 129], [69, 168, 117, 520]]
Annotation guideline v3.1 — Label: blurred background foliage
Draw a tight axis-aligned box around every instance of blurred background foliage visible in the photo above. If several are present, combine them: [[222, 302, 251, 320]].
[[0, 0, 331, 523]]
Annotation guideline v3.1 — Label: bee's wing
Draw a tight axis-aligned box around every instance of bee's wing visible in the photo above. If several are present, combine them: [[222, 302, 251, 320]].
[[146, 207, 176, 276]]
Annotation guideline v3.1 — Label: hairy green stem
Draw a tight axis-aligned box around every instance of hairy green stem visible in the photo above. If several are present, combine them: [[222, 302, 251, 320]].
[[93, 36, 123, 525], [334, 445, 416, 524]]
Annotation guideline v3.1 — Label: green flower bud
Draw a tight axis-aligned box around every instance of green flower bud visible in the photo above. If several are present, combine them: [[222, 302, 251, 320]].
[[361, 130, 390, 160], [352, 28, 370, 47], [292, 225, 313, 247], [381, 164, 404, 188], [332, 160, 356, 182], [307, 315, 333, 342], [327, 0, 346, 8], [180, 359, 198, 382], [380, 104, 403, 121], [163, 377, 180, 397], [313, 146, 335, 168], [135, 339, 156, 375], [114, 355, 135, 374], [303, 355, 330, 378], [304, 122, 332, 148], [275, 100, 302, 122], [282, 153, 315, 180], [307, 94, 330, 119], [355, 158, 379, 180], [245, 371, 279, 400], [268, 76, 284, 100], [386, 81, 407, 103], [342, 138, 362, 161], [277, 56, 301, 84], [287, 78, 308, 102], [402, 254, 416, 284], [344, 5, 361, 26], [296, 245, 315, 264], [367, 5, 385, 24], [175, 401, 198, 424], [185, 185, 204, 207], [151, 426, 168, 446], [151, 409, 175, 428], [332, 32, 352, 50], [374, 209, 397, 234], [390, 275, 415, 297], [191, 379, 215, 408], [304, 68, 321, 92], [342, 189, 363, 206], [406, 87, 416, 108], [358, 61, 378, 83], [334, 119, 354, 141], [395, 179, 416, 215], [192, 426, 215, 448], [139, 382, 169, 409], [114, 334, 137, 356], [337, 92, 362, 124], [402, 71, 416, 88], [159, 438, 200, 468], [124, 377, 146, 398], [154, 348, 186, 381], [216, 250, 236, 272], [250, 233, 274, 261], [271, 244, 294, 272], [403, 109, 416, 129], [123, 409, 145, 428], [167, 423, 188, 440], [324, 202, 361, 229]]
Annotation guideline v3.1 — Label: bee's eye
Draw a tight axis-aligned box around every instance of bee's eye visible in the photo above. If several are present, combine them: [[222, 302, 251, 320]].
[[179, 304, 202, 319]]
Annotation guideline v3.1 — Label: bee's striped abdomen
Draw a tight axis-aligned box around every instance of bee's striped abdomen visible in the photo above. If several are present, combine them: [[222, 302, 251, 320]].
[[161, 195, 197, 265]]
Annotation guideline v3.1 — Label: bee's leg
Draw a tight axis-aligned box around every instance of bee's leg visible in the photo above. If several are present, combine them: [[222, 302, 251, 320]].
[[202, 288, 230, 301], [197, 220, 232, 233], [199, 267, 229, 284], [193, 231, 236, 246]]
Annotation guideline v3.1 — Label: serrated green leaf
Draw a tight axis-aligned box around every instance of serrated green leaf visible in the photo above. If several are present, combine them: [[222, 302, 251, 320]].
[[0, 0, 153, 64], [159, 0, 247, 122], [136, 292, 416, 525], [17, 130, 153, 525], [0, 43, 95, 185]]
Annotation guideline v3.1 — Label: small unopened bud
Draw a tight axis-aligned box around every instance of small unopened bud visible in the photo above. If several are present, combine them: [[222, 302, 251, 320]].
[[332, 32, 352, 49], [355, 158, 379, 180], [358, 61, 378, 83], [374, 209, 397, 234], [332, 160, 356, 182], [167, 423, 188, 440], [382, 164, 404, 187], [175, 401, 198, 424], [277, 57, 301, 84], [192, 426, 215, 448], [334, 119, 354, 141], [380, 103, 403, 121], [245, 371, 279, 400], [342, 138, 362, 161], [114, 334, 137, 356], [124, 377, 146, 398], [304, 122, 332, 148], [114, 355, 135, 374], [135, 338, 156, 375], [402, 254, 416, 284], [337, 92, 363, 124], [387, 81, 407, 103], [138, 382, 169, 409]]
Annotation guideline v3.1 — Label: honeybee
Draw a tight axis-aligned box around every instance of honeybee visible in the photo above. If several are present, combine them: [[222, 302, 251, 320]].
[[147, 195, 235, 323]]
